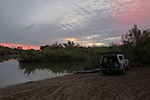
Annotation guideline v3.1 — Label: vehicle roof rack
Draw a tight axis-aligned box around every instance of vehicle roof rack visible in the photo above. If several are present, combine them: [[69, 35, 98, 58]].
[[100, 52, 122, 56]]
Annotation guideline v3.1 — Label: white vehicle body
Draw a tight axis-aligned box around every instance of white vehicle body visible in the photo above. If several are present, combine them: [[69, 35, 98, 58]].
[[117, 54, 129, 70]]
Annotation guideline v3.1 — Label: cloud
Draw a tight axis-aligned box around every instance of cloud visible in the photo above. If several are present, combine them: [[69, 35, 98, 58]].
[[0, 0, 150, 48], [0, 42, 40, 50], [85, 35, 100, 40]]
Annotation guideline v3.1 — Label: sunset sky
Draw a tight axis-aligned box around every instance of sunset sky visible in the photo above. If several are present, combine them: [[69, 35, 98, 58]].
[[0, 0, 150, 49]]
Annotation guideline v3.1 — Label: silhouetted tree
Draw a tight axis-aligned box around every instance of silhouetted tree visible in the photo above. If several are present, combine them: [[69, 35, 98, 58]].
[[121, 25, 150, 66], [63, 40, 75, 50]]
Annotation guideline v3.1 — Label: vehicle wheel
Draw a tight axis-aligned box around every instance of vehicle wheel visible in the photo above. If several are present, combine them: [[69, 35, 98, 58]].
[[121, 67, 126, 75], [102, 71, 107, 74], [127, 65, 131, 70]]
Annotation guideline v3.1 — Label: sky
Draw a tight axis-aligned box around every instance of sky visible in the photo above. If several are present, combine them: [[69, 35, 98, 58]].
[[0, 0, 150, 49]]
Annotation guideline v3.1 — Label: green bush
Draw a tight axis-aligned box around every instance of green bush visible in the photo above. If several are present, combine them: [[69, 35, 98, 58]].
[[18, 25, 150, 69]]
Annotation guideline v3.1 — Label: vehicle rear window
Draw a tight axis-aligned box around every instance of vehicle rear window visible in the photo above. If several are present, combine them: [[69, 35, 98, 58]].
[[119, 56, 123, 60], [102, 56, 118, 63]]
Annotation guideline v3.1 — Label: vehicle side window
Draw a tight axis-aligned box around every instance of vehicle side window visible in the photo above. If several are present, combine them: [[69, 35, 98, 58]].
[[119, 56, 123, 60]]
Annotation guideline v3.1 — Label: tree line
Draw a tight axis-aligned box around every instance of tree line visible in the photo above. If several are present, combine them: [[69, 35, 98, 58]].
[[0, 45, 22, 56], [1, 25, 150, 69]]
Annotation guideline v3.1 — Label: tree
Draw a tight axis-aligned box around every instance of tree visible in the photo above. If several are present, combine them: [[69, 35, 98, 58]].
[[17, 46, 23, 50], [63, 40, 75, 50], [121, 25, 150, 66], [121, 25, 142, 46]]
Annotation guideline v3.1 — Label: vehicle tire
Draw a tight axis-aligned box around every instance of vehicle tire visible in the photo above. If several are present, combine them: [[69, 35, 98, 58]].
[[121, 67, 126, 75], [127, 65, 131, 70], [102, 71, 107, 74]]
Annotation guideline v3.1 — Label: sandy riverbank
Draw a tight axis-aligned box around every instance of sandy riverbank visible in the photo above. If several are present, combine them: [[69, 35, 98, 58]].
[[0, 67, 150, 100]]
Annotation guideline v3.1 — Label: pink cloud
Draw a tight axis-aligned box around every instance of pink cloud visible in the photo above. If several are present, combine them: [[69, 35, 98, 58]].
[[110, 0, 150, 30], [0, 42, 40, 50]]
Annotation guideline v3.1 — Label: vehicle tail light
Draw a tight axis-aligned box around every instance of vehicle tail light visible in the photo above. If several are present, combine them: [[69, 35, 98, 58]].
[[119, 63, 122, 67]]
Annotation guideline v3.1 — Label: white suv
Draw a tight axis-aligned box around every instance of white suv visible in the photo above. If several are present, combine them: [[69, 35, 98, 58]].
[[100, 52, 130, 75]]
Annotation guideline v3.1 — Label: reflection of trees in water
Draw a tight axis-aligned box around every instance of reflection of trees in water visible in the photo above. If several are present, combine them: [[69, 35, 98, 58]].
[[19, 62, 83, 75], [0, 55, 19, 62]]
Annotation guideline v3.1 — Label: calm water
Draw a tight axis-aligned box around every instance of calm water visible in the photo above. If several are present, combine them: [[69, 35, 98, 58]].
[[0, 59, 83, 88]]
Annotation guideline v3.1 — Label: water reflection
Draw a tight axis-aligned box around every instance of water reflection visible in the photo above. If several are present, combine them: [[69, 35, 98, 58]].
[[19, 62, 83, 75], [0, 57, 84, 88], [0, 55, 18, 62]]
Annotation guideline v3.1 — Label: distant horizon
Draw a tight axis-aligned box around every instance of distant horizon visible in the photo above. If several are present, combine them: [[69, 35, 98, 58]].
[[0, 40, 120, 50], [0, 42, 40, 50]]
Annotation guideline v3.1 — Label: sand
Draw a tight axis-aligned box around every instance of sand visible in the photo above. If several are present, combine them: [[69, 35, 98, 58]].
[[0, 67, 150, 100]]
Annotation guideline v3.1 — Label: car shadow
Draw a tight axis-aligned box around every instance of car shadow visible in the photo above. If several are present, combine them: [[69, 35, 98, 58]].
[[99, 71, 129, 76]]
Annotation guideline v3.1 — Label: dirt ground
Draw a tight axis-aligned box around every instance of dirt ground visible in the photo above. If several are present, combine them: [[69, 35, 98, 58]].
[[0, 67, 150, 100]]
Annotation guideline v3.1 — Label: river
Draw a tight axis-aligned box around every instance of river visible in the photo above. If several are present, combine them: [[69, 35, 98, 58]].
[[0, 57, 83, 88]]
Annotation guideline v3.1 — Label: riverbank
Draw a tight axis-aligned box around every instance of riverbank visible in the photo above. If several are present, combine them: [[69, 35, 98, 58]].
[[0, 67, 150, 100]]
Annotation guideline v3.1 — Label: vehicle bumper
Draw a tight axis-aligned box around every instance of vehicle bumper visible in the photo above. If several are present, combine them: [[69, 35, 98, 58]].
[[100, 67, 121, 71]]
